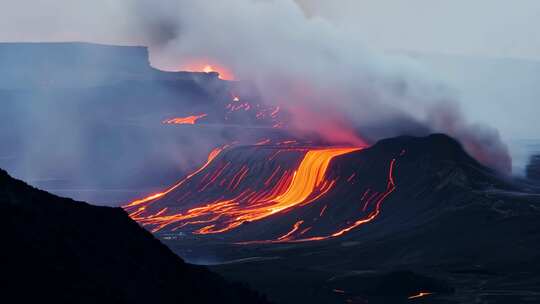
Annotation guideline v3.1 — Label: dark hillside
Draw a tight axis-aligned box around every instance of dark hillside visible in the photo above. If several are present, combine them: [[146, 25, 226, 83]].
[[0, 168, 269, 303]]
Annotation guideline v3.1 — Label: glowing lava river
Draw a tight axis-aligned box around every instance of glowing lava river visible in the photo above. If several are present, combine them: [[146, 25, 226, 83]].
[[124, 143, 401, 243]]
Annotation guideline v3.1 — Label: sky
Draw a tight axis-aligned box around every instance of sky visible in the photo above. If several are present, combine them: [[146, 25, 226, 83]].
[[297, 0, 540, 60]]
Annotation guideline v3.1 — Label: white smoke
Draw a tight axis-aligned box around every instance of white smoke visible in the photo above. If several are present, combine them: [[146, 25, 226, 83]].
[[0, 0, 512, 173], [132, 0, 510, 172]]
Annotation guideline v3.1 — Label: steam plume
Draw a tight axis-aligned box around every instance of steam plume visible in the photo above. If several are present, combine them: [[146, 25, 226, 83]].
[[0, 0, 512, 174], [133, 0, 511, 172]]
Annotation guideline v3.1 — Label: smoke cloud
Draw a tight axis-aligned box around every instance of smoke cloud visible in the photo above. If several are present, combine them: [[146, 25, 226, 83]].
[[129, 0, 511, 172], [0, 0, 512, 176]]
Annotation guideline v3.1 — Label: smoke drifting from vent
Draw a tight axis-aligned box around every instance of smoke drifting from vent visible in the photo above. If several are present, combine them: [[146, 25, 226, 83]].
[[0, 0, 512, 173], [131, 0, 510, 172]]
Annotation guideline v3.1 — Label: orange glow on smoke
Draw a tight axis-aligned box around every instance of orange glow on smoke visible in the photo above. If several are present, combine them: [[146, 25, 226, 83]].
[[162, 114, 208, 125], [286, 105, 367, 147], [181, 60, 235, 80]]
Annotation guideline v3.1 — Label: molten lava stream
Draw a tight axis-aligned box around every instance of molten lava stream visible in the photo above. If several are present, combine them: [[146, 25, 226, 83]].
[[162, 113, 208, 125], [408, 292, 433, 299], [124, 146, 361, 235], [124, 146, 225, 209], [190, 147, 361, 234], [277, 220, 304, 241], [240, 157, 398, 244]]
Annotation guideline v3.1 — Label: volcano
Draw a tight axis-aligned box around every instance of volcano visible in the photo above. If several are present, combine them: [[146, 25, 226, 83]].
[[124, 134, 508, 242], [3, 42, 539, 303], [125, 134, 540, 303]]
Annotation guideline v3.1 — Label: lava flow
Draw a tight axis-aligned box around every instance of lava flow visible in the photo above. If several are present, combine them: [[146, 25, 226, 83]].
[[124, 142, 400, 243], [125, 146, 360, 233], [162, 113, 208, 125], [239, 157, 397, 244], [408, 292, 433, 299], [125, 146, 225, 208]]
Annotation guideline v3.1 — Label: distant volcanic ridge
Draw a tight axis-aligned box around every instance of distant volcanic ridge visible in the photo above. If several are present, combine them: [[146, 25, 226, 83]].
[[124, 134, 498, 243], [0, 42, 223, 89]]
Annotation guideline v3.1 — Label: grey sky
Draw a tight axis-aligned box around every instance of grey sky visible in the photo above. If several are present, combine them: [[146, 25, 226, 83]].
[[1, 1, 538, 60], [297, 0, 540, 60]]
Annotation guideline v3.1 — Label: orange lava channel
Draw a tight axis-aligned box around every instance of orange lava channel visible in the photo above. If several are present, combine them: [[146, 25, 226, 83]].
[[124, 147, 360, 234], [408, 292, 433, 299], [124, 146, 224, 208], [240, 158, 397, 244], [162, 113, 208, 125]]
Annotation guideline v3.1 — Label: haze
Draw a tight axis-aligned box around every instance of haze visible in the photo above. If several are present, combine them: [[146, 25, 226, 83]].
[[1, 0, 538, 173]]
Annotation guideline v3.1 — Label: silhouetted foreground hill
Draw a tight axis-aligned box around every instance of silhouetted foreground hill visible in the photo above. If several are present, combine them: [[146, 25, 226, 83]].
[[0, 168, 269, 303]]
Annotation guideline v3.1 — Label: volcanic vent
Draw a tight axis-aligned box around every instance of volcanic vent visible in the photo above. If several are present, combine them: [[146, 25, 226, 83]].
[[123, 136, 410, 243]]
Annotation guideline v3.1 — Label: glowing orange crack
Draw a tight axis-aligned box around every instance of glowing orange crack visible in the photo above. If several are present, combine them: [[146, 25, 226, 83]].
[[124, 146, 225, 208], [277, 220, 304, 241], [162, 113, 208, 125], [408, 292, 433, 299]]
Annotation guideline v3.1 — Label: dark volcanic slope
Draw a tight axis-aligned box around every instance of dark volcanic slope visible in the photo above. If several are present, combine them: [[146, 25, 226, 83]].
[[0, 168, 269, 303], [126, 134, 526, 243], [132, 134, 538, 246], [147, 134, 540, 304]]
